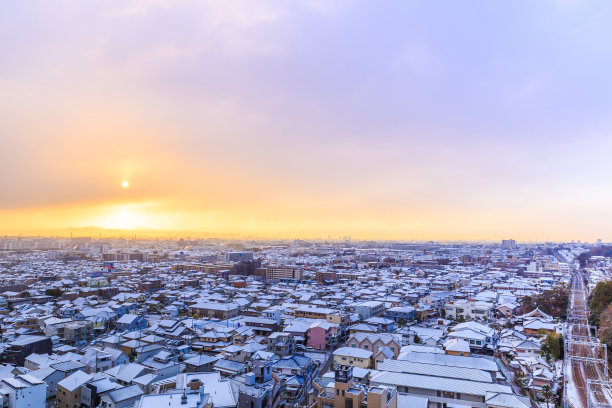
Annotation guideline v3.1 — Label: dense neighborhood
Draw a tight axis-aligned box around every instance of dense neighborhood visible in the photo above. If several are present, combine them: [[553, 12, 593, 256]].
[[0, 236, 609, 407]]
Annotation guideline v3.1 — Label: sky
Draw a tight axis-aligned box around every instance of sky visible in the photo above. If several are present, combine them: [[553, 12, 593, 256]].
[[2, 0, 612, 241]]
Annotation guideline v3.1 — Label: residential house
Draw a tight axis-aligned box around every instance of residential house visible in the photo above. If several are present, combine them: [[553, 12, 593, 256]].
[[80, 377, 121, 408], [346, 333, 401, 358], [57, 370, 94, 408], [0, 375, 46, 408], [385, 306, 416, 323], [100, 384, 144, 408], [333, 347, 373, 369], [116, 314, 147, 332]]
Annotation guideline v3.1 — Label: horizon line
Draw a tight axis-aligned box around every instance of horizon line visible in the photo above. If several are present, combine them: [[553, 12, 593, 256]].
[[0, 227, 601, 244]]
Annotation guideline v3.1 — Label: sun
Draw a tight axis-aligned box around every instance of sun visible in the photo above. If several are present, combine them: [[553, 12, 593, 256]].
[[122, 180, 129, 188]]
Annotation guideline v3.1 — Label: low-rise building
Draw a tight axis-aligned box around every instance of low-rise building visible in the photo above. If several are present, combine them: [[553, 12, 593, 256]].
[[0, 375, 46, 408], [333, 347, 373, 369]]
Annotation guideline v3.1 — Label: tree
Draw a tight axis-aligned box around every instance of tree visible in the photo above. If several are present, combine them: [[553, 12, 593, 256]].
[[440, 309, 446, 319], [516, 285, 570, 319], [514, 370, 529, 392], [598, 303, 612, 364], [397, 318, 407, 328], [542, 332, 563, 361], [413, 333, 421, 344], [589, 281, 612, 326], [541, 385, 553, 408], [45, 288, 63, 298]]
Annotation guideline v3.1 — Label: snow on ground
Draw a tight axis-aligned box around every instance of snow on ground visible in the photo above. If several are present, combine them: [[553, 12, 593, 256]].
[[565, 361, 583, 408], [554, 360, 563, 378]]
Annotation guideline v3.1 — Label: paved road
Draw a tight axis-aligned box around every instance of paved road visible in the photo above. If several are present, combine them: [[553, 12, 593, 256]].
[[319, 343, 342, 375]]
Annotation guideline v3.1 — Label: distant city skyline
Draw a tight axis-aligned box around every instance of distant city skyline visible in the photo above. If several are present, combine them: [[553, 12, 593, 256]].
[[3, 1, 612, 241]]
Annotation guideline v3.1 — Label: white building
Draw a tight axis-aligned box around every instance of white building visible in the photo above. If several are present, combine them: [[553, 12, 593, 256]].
[[0, 375, 47, 408], [444, 300, 493, 321]]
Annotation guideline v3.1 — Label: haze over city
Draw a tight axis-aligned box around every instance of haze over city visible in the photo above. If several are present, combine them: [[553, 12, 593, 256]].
[[3, 1, 612, 240], [4, 3, 612, 408]]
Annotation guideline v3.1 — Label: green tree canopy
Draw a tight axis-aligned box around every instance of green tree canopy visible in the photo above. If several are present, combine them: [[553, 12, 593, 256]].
[[589, 281, 612, 326], [542, 331, 563, 361]]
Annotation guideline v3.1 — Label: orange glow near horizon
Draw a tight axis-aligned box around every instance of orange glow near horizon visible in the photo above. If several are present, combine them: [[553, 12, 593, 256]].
[[4, 2, 612, 242], [93, 203, 151, 230], [0, 196, 606, 242]]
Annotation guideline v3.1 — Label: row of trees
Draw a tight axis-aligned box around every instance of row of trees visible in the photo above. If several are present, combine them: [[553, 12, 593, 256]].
[[578, 246, 612, 267], [588, 280, 612, 326], [16, 288, 65, 298], [589, 281, 612, 363], [598, 305, 612, 363]]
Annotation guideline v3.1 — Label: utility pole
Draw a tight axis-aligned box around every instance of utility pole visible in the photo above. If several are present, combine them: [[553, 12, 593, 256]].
[[529, 362, 535, 403]]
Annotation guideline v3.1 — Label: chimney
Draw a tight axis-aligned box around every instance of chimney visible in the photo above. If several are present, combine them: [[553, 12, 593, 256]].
[[189, 378, 202, 391]]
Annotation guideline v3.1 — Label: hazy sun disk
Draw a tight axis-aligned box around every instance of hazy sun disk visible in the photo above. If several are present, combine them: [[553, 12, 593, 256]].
[[96, 203, 150, 230], [122, 181, 129, 188]]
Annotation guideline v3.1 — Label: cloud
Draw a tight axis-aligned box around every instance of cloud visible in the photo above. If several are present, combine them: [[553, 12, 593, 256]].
[[3, 1, 612, 239]]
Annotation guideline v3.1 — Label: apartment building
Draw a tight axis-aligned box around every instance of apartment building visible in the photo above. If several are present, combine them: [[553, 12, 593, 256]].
[[354, 301, 385, 320], [265, 266, 303, 282], [333, 347, 373, 369], [294, 306, 348, 325], [312, 365, 397, 408], [0, 335, 53, 366], [264, 332, 295, 357], [189, 302, 240, 320]]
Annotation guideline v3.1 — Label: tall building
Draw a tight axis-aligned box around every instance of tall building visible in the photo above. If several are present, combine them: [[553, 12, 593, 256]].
[[224, 251, 254, 262], [501, 239, 516, 250]]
